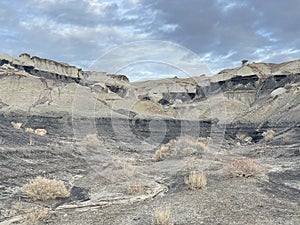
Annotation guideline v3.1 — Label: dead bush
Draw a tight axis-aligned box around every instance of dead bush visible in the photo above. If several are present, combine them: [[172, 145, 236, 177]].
[[10, 200, 23, 217], [34, 128, 47, 136], [153, 136, 209, 161], [23, 176, 70, 201], [128, 183, 145, 195], [224, 158, 267, 178], [24, 207, 49, 224], [185, 171, 207, 189], [121, 160, 136, 180], [25, 127, 34, 133], [11, 122, 22, 129], [83, 133, 101, 149], [262, 129, 275, 142], [153, 145, 175, 161], [152, 207, 173, 225]]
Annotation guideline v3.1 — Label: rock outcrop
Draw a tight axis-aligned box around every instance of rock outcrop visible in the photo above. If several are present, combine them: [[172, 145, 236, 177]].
[[0, 53, 299, 140], [212, 59, 300, 82], [108, 74, 129, 82], [0, 53, 82, 80]]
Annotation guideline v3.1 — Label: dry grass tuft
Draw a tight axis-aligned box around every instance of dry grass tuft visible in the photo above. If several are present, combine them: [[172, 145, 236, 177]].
[[24, 207, 49, 223], [153, 136, 209, 161], [128, 183, 145, 195], [23, 176, 70, 201], [25, 127, 34, 133], [262, 129, 275, 142], [83, 133, 101, 149], [185, 171, 207, 189], [11, 122, 22, 129], [120, 159, 136, 179], [152, 207, 173, 225], [224, 158, 267, 178], [153, 145, 174, 161], [34, 128, 47, 136]]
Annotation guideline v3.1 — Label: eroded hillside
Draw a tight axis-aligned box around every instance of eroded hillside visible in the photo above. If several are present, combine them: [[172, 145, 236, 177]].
[[0, 54, 299, 225]]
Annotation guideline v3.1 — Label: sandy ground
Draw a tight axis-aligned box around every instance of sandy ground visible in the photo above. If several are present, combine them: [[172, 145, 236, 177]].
[[0, 133, 299, 225]]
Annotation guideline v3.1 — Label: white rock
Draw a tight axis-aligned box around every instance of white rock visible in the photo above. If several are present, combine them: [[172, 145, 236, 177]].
[[271, 87, 287, 97]]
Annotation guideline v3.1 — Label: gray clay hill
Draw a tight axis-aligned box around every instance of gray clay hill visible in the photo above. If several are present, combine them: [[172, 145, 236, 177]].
[[0, 53, 299, 225]]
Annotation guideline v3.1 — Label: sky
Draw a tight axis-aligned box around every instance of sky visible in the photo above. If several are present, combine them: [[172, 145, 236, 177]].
[[1, 0, 300, 81]]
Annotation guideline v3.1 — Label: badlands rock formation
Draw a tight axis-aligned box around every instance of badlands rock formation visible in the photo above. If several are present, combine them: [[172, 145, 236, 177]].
[[0, 54, 299, 225], [0, 54, 299, 124], [0, 53, 82, 80], [0, 53, 298, 145]]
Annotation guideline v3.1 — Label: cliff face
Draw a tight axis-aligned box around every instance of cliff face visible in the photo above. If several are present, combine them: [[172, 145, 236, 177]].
[[0, 53, 82, 80], [0, 53, 299, 145]]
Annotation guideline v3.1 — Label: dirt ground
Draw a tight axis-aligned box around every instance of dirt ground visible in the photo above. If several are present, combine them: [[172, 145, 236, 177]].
[[0, 132, 299, 225]]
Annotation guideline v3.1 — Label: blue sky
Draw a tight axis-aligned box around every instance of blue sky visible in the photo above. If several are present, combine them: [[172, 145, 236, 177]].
[[1, 0, 300, 81]]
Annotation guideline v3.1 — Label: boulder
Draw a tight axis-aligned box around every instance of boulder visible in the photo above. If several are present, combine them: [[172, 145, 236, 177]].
[[271, 87, 287, 97]]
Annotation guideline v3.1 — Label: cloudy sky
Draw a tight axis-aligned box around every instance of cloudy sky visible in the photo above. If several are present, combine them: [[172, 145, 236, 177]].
[[1, 0, 300, 80]]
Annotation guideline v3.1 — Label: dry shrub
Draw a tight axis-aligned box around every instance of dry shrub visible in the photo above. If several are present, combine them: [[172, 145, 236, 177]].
[[128, 183, 145, 195], [83, 133, 101, 149], [152, 207, 173, 225], [262, 129, 275, 142], [121, 160, 136, 179], [153, 145, 174, 161], [185, 171, 207, 189], [23, 176, 70, 201], [24, 207, 49, 223], [175, 136, 210, 151], [25, 127, 34, 133], [185, 158, 202, 171], [34, 128, 47, 136], [224, 158, 267, 178], [11, 122, 22, 129], [153, 136, 209, 161], [10, 200, 23, 217]]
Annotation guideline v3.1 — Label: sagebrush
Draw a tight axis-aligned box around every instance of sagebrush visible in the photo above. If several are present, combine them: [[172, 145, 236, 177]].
[[24, 207, 49, 223], [128, 183, 145, 195], [224, 158, 267, 178], [152, 207, 173, 225], [23, 176, 70, 201], [185, 171, 207, 189], [153, 136, 209, 161]]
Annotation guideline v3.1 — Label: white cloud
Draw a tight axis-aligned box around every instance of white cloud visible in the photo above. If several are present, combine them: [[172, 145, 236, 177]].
[[20, 14, 149, 43], [256, 29, 278, 43], [252, 47, 300, 62], [159, 24, 178, 33], [83, 0, 111, 16], [125, 0, 140, 5], [217, 0, 247, 12]]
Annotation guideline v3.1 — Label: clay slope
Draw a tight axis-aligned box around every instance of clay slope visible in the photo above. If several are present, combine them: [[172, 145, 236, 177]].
[[0, 53, 299, 136]]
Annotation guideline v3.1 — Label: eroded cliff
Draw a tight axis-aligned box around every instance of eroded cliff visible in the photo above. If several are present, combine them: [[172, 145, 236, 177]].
[[0, 54, 299, 144]]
